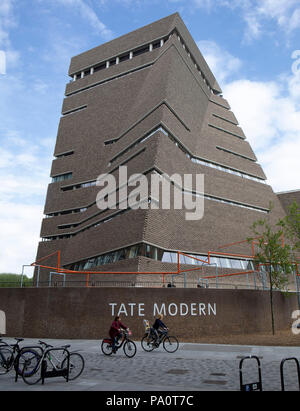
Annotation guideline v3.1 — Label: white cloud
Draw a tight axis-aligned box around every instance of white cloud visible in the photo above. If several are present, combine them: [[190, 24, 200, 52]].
[[197, 40, 242, 84], [0, 201, 44, 274], [177, 0, 300, 41], [198, 37, 300, 192], [0, 0, 19, 69], [223, 75, 300, 192], [54, 0, 114, 40]]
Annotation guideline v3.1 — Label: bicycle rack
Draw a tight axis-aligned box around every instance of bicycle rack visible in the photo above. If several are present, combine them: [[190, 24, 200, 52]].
[[280, 357, 300, 391], [41, 347, 70, 384], [14, 346, 44, 383], [239, 356, 262, 391]]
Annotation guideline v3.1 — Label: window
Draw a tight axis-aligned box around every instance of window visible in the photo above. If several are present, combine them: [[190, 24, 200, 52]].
[[162, 252, 172, 263], [119, 54, 130, 63], [55, 150, 74, 158], [152, 40, 161, 49], [94, 63, 106, 73], [230, 259, 242, 270], [133, 45, 149, 57], [52, 172, 72, 183]]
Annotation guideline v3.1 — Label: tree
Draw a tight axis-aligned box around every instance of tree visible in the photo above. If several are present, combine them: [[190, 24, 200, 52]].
[[279, 201, 300, 254], [249, 218, 294, 335]]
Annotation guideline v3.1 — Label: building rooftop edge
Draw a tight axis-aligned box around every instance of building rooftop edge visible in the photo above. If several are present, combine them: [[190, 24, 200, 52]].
[[276, 189, 300, 195]]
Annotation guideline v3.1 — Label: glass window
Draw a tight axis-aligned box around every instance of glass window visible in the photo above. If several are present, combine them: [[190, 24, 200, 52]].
[[52, 172, 72, 183], [179, 255, 185, 264], [185, 255, 196, 265], [94, 63, 106, 72], [240, 260, 248, 270], [129, 245, 139, 258], [119, 54, 130, 62], [84, 258, 95, 269], [230, 259, 242, 269], [152, 247, 158, 260], [162, 252, 172, 263], [220, 258, 231, 269], [119, 249, 126, 261], [169, 253, 178, 264], [133, 45, 149, 57], [145, 244, 151, 258], [210, 257, 221, 267], [247, 261, 255, 270]]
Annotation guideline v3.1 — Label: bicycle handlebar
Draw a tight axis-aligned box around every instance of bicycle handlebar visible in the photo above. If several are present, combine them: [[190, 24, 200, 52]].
[[38, 340, 53, 348]]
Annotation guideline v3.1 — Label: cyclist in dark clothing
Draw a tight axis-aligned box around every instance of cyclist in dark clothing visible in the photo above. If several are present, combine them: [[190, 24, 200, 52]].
[[152, 314, 168, 345]]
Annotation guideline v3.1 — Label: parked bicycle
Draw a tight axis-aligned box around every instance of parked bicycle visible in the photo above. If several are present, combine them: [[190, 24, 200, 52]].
[[0, 338, 40, 376], [101, 329, 137, 358], [21, 340, 85, 385], [141, 328, 179, 353]]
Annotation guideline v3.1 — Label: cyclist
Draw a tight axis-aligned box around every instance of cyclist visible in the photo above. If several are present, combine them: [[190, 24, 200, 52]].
[[109, 316, 128, 353], [152, 314, 168, 346]]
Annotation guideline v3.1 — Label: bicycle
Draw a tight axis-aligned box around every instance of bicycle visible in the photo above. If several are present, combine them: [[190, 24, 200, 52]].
[[21, 340, 85, 385], [0, 338, 40, 376], [101, 329, 137, 358], [141, 328, 179, 353]]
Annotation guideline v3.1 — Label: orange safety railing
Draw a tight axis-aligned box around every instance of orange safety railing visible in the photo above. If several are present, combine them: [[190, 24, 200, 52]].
[[31, 233, 297, 287]]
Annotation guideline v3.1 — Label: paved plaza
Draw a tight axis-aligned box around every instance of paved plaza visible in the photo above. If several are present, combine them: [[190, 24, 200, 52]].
[[1, 338, 300, 391]]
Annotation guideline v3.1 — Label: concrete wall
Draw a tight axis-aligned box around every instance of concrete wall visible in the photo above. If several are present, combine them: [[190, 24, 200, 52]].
[[0, 288, 297, 341]]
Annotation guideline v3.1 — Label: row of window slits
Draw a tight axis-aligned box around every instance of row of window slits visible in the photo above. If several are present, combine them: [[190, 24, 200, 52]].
[[175, 30, 220, 95], [71, 36, 168, 82], [46, 170, 267, 227], [108, 125, 266, 184], [42, 199, 153, 241], [47, 124, 266, 218], [70, 29, 219, 97], [66, 242, 255, 271]]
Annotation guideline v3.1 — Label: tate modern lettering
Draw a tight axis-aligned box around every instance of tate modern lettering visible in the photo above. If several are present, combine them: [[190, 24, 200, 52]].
[[109, 302, 217, 317]]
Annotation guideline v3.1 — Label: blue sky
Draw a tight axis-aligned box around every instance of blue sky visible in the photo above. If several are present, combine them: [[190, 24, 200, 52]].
[[0, 0, 300, 274]]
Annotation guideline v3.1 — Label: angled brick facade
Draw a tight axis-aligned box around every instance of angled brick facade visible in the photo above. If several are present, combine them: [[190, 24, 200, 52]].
[[35, 13, 289, 287]]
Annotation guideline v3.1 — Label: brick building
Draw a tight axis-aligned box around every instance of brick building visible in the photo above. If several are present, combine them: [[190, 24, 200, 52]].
[[35, 13, 293, 287]]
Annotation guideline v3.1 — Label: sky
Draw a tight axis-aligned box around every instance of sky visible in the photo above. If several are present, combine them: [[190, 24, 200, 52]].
[[0, 0, 299, 274]]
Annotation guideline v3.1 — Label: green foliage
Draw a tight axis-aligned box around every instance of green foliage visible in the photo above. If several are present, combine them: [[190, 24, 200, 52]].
[[249, 213, 294, 335], [0, 273, 33, 287], [279, 201, 300, 253]]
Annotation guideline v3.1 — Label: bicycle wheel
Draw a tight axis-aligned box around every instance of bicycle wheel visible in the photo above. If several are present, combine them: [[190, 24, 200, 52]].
[[101, 339, 113, 356], [123, 340, 136, 358], [21, 354, 43, 385], [163, 336, 179, 353], [0, 348, 13, 375], [61, 352, 85, 381], [15, 349, 41, 377], [141, 335, 155, 352]]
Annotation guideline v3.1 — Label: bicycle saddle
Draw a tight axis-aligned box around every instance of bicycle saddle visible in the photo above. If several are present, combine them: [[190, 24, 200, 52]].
[[15, 338, 24, 342]]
